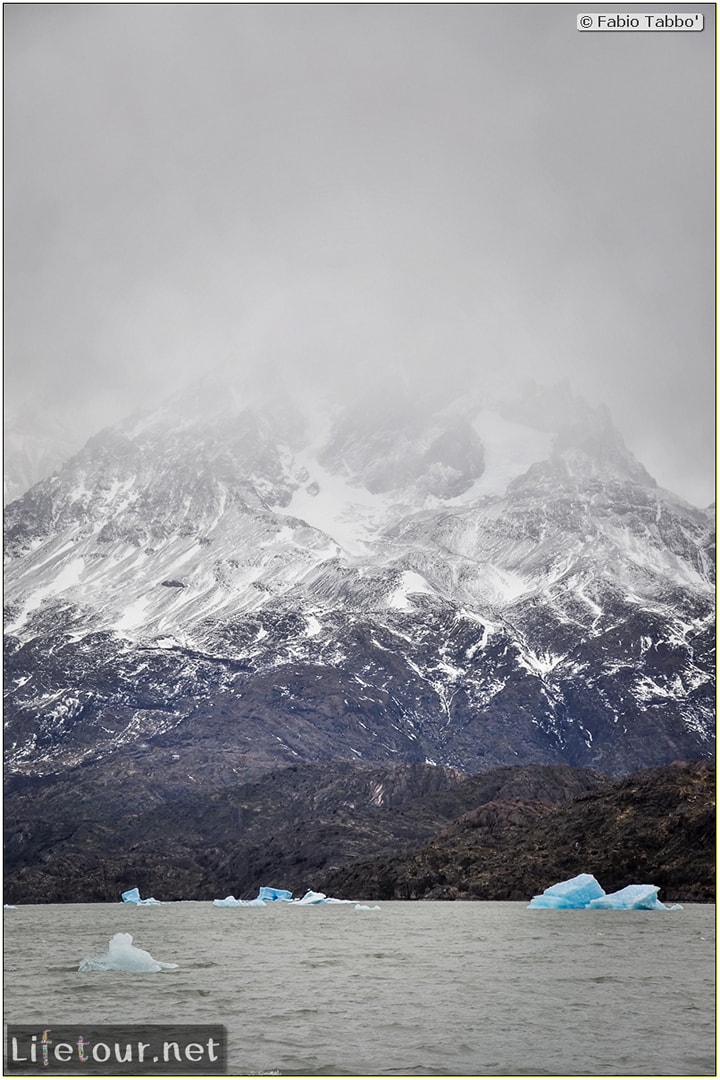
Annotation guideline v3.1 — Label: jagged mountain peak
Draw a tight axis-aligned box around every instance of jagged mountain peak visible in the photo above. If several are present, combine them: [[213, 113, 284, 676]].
[[118, 367, 310, 450], [509, 407, 655, 492]]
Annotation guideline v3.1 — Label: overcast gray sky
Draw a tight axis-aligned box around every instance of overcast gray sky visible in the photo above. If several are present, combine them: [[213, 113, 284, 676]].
[[4, 3, 715, 505]]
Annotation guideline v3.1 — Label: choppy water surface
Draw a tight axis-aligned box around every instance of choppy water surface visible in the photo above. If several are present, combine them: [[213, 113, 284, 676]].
[[4, 901, 715, 1075]]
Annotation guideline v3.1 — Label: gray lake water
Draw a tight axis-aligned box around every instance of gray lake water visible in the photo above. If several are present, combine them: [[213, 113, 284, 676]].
[[3, 901, 715, 1076]]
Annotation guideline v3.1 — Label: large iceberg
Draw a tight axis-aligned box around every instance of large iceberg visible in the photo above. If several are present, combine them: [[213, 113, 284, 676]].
[[528, 874, 682, 911], [78, 933, 177, 973], [121, 888, 161, 905], [528, 873, 606, 909]]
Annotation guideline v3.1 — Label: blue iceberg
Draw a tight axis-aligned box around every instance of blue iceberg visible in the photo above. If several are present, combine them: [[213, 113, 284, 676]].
[[528, 874, 683, 910], [121, 888, 161, 905], [257, 886, 293, 902], [78, 933, 177, 973], [587, 885, 683, 911], [528, 873, 606, 909]]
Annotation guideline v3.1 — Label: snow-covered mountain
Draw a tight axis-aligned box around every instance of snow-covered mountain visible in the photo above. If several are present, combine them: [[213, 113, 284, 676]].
[[4, 372, 714, 779]]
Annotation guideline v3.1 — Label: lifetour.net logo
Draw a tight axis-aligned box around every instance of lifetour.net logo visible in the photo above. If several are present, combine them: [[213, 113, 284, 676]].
[[5, 1026, 227, 1075]]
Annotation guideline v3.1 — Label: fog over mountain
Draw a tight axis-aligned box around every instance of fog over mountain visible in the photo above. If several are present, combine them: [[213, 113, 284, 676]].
[[4, 3, 716, 508], [5, 370, 714, 783]]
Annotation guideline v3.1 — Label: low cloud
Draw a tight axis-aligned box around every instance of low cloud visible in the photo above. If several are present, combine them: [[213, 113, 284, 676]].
[[4, 4, 715, 505]]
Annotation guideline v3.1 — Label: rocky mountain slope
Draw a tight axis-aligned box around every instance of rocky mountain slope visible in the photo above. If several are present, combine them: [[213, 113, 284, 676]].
[[4, 758, 712, 905], [3, 760, 607, 904], [322, 760, 715, 903], [4, 372, 714, 782]]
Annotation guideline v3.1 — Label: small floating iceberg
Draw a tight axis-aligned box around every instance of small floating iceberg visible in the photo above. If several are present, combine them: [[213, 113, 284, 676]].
[[213, 896, 266, 908], [4, 904, 17, 910], [528, 874, 682, 910], [257, 887, 293, 902], [288, 889, 353, 905], [78, 933, 177, 973], [355, 904, 381, 912], [121, 888, 161, 905], [290, 890, 352, 905], [292, 890, 328, 905]]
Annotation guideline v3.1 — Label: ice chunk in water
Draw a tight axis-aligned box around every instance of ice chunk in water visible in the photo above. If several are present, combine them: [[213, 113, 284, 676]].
[[355, 904, 381, 912], [121, 888, 161, 905], [529, 875, 683, 911], [256, 887, 293, 902], [78, 933, 177, 973], [214, 885, 360, 907], [588, 885, 683, 911], [293, 890, 327, 905], [213, 896, 267, 907], [528, 873, 606, 909]]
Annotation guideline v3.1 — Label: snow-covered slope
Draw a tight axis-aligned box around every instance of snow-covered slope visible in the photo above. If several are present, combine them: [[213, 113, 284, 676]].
[[4, 373, 714, 778]]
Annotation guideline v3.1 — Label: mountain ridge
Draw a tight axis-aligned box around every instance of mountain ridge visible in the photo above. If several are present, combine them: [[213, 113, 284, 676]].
[[321, 759, 714, 903], [4, 375, 715, 783], [4, 758, 712, 905]]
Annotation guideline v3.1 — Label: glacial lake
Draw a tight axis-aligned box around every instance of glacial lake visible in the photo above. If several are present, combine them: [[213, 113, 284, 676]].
[[3, 901, 715, 1076]]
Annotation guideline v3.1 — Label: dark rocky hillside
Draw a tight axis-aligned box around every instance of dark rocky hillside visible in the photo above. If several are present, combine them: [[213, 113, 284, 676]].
[[5, 759, 712, 906], [322, 760, 715, 903], [4, 760, 605, 904]]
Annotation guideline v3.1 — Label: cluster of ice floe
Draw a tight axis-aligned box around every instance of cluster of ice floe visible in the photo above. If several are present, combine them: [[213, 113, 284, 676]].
[[77, 872, 687, 977], [120, 884, 361, 907], [213, 886, 353, 907], [80, 885, 378, 973], [528, 873, 683, 910]]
